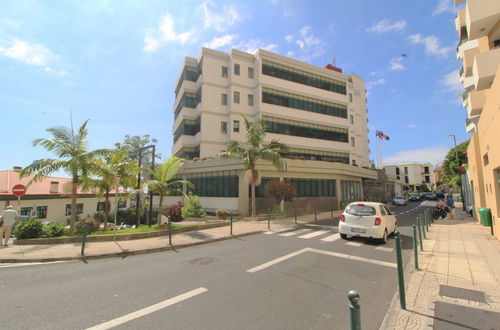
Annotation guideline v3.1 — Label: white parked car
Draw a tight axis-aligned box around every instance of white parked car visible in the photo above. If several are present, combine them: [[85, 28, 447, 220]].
[[392, 195, 407, 206], [339, 202, 397, 244]]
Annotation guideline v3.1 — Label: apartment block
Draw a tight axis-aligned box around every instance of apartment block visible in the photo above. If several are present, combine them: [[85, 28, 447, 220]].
[[383, 163, 435, 191], [172, 48, 376, 215], [455, 0, 500, 238]]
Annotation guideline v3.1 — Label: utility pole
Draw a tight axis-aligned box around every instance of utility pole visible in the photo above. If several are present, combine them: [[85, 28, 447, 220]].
[[448, 134, 465, 211]]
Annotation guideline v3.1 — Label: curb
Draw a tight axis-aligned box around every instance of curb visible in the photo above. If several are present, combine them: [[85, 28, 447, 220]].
[[0, 230, 265, 264]]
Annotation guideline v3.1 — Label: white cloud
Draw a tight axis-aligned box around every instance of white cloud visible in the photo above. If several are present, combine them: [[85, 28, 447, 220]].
[[284, 34, 293, 43], [366, 78, 386, 90], [441, 69, 463, 93], [203, 34, 237, 49], [408, 34, 453, 57], [389, 56, 405, 71], [201, 1, 242, 32], [143, 14, 196, 52], [234, 39, 278, 54], [143, 36, 160, 52], [432, 0, 456, 16], [0, 39, 53, 65], [285, 26, 325, 61], [407, 123, 417, 128], [283, 7, 293, 17], [383, 146, 448, 166], [366, 19, 407, 33]]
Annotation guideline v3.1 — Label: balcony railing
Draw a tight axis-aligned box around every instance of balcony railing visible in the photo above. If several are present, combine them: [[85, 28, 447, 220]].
[[462, 91, 469, 101], [459, 66, 464, 77]]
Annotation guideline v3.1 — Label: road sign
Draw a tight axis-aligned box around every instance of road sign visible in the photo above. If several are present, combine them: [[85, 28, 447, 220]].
[[12, 184, 27, 196]]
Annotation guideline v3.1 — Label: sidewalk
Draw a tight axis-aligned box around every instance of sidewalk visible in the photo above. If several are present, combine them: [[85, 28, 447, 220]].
[[0, 211, 341, 263], [381, 208, 500, 329]]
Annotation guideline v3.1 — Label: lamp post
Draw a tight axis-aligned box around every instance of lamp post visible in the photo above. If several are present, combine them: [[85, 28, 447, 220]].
[[114, 175, 121, 227], [448, 134, 465, 211], [135, 145, 156, 228]]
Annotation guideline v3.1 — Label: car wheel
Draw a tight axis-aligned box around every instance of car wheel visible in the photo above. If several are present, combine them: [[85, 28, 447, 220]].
[[380, 229, 388, 244], [340, 233, 348, 239]]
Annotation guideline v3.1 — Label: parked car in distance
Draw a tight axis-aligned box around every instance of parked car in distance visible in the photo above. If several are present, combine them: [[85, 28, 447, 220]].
[[339, 202, 397, 244], [409, 193, 421, 201], [424, 192, 437, 200], [435, 191, 445, 199], [392, 195, 407, 206]]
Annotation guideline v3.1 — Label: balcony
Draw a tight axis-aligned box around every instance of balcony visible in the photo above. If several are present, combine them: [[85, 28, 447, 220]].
[[173, 106, 199, 132], [172, 133, 201, 156], [462, 91, 469, 108], [472, 47, 500, 90], [456, 39, 478, 60], [467, 89, 487, 117], [466, 0, 500, 39], [462, 46, 480, 76], [465, 115, 480, 134], [455, 8, 466, 35]]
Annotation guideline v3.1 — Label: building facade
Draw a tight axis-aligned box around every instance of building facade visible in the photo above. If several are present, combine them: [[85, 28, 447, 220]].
[[172, 48, 376, 215], [455, 0, 500, 238], [383, 163, 435, 191]]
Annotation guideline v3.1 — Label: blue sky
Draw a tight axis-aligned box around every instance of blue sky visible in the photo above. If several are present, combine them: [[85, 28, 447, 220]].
[[0, 0, 467, 174]]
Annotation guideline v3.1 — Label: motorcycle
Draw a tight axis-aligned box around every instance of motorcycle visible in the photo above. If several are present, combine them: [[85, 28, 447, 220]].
[[433, 204, 449, 219]]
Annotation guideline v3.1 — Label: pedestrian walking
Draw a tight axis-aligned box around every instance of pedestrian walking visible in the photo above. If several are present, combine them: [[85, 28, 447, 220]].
[[0, 205, 20, 247], [446, 195, 455, 220]]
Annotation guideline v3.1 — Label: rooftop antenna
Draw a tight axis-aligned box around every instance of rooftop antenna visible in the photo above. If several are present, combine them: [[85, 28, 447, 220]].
[[333, 55, 336, 67], [69, 105, 74, 138]]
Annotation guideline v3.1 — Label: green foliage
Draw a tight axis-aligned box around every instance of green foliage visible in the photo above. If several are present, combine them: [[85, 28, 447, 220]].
[[162, 201, 184, 222], [216, 209, 229, 220], [182, 192, 206, 218], [75, 218, 100, 235], [114, 134, 161, 163], [41, 223, 67, 238], [419, 184, 430, 192], [264, 180, 296, 203], [14, 218, 43, 239], [441, 140, 469, 188]]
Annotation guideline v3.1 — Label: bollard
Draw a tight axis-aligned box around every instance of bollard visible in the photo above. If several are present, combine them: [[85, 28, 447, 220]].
[[314, 207, 317, 221], [417, 219, 423, 251], [420, 216, 426, 239], [331, 204, 334, 219], [81, 233, 87, 256], [230, 211, 233, 235], [267, 208, 271, 230], [427, 210, 432, 227], [295, 206, 297, 224], [413, 225, 419, 270], [347, 290, 361, 330], [394, 231, 406, 310], [425, 214, 429, 231], [168, 216, 172, 246]]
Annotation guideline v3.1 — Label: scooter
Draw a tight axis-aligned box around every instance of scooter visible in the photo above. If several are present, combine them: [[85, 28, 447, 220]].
[[433, 204, 449, 219]]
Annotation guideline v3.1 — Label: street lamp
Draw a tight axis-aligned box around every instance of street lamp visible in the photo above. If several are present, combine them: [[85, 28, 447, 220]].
[[448, 134, 465, 210], [135, 144, 156, 228], [114, 175, 121, 228]]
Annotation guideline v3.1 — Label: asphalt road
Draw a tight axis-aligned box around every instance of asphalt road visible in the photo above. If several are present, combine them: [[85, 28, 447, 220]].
[[0, 200, 436, 330]]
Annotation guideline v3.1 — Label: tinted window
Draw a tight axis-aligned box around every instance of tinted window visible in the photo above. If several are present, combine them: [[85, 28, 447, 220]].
[[380, 206, 387, 215], [345, 205, 376, 216]]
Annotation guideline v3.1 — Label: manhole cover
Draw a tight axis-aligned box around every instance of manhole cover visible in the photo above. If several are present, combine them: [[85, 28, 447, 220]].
[[185, 257, 220, 266], [439, 285, 487, 303]]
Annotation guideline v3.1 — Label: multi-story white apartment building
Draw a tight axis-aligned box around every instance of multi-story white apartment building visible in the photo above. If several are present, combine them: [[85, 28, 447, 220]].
[[383, 163, 435, 191], [171, 48, 376, 215], [455, 0, 500, 238]]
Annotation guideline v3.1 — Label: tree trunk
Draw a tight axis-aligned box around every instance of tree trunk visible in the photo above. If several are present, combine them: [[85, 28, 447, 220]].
[[104, 188, 110, 231], [251, 183, 256, 217], [158, 194, 163, 226], [70, 177, 78, 235]]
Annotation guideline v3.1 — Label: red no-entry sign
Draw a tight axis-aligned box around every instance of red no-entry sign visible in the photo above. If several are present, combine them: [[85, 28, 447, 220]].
[[12, 184, 27, 197]]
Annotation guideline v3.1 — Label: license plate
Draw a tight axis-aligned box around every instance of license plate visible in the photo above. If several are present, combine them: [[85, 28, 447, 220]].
[[351, 228, 366, 233]]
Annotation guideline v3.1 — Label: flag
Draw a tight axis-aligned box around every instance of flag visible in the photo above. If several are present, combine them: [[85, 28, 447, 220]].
[[376, 130, 390, 140]]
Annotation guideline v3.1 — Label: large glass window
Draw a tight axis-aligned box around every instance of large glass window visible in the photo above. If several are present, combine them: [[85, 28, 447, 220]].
[[65, 203, 83, 216], [174, 92, 200, 119], [173, 118, 200, 143], [262, 88, 347, 118], [174, 66, 200, 96], [341, 180, 361, 200], [289, 178, 336, 197], [234, 63, 240, 75], [262, 60, 346, 95], [262, 116, 348, 143], [176, 146, 200, 160], [280, 147, 349, 164], [222, 66, 228, 78], [186, 171, 239, 197], [37, 206, 48, 219]]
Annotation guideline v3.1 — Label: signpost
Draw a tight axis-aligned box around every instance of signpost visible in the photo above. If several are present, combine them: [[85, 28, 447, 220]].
[[12, 184, 27, 212]]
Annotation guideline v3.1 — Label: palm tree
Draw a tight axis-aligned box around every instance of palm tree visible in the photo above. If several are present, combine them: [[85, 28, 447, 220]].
[[224, 116, 288, 217], [20, 120, 109, 234], [146, 156, 191, 225]]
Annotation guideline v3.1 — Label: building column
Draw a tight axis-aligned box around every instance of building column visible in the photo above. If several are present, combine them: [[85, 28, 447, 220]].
[[238, 171, 249, 216]]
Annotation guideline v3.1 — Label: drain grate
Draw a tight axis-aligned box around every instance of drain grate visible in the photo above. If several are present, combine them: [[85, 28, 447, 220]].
[[433, 301, 500, 330], [185, 257, 220, 266], [439, 285, 487, 303]]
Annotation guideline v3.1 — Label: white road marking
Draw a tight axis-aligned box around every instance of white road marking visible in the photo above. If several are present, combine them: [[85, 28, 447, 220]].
[[0, 261, 70, 268], [263, 231, 274, 235], [246, 248, 310, 273], [246, 247, 396, 273], [298, 230, 329, 239], [375, 246, 394, 252], [320, 234, 341, 242], [345, 241, 363, 247], [279, 229, 312, 237], [86, 287, 208, 330]]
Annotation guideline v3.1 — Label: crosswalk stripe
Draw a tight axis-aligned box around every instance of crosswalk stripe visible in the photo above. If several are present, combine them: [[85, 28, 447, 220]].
[[320, 234, 341, 242], [279, 229, 312, 237], [375, 246, 394, 252], [299, 230, 330, 239], [263, 231, 274, 235], [345, 241, 363, 247]]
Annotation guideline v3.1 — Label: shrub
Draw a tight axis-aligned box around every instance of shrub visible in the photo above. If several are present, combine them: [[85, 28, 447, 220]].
[[216, 209, 229, 220], [264, 180, 296, 203], [162, 201, 184, 222], [182, 192, 206, 219], [75, 218, 99, 235], [41, 223, 67, 238], [14, 218, 43, 239]]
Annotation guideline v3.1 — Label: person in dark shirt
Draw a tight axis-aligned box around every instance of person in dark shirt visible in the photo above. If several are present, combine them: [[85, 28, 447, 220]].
[[446, 195, 455, 219]]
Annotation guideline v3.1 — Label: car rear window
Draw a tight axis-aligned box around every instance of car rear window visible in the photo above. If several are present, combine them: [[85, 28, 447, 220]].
[[395, 196, 404, 200], [345, 204, 376, 216]]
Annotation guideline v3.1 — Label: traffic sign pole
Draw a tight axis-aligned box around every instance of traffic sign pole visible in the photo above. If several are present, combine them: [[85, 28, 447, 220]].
[[12, 184, 27, 213]]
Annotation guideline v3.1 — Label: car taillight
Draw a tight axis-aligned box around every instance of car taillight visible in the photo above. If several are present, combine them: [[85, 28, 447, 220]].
[[374, 217, 381, 226], [356, 203, 365, 206], [340, 214, 345, 222]]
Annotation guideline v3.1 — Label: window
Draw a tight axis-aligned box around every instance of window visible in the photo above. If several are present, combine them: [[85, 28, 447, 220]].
[[248, 94, 254, 106], [221, 93, 227, 105], [50, 181, 59, 193], [20, 207, 32, 216], [404, 167, 408, 174], [97, 201, 106, 212], [349, 93, 353, 102], [233, 120, 240, 133], [234, 63, 240, 75], [405, 176, 409, 184], [396, 167, 400, 175], [284, 178, 336, 197], [424, 166, 429, 174], [341, 180, 361, 200], [186, 170, 239, 197], [280, 147, 349, 164], [425, 176, 430, 183], [351, 137, 355, 147], [234, 91, 240, 104], [483, 153, 489, 166], [248, 67, 254, 78], [222, 66, 228, 78], [173, 118, 201, 143], [37, 206, 48, 219], [352, 159, 357, 166], [346, 204, 375, 216], [221, 121, 227, 134], [380, 206, 387, 215], [65, 203, 83, 216], [349, 115, 354, 124], [118, 200, 127, 208]]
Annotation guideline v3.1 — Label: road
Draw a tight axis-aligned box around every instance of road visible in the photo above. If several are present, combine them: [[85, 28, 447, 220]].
[[0, 200, 436, 330]]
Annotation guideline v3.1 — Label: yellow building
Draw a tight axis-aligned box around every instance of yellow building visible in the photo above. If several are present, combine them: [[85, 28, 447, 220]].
[[455, 0, 500, 238]]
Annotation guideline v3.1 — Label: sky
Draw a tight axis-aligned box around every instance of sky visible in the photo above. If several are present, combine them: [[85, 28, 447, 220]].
[[0, 0, 468, 176]]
